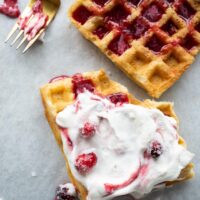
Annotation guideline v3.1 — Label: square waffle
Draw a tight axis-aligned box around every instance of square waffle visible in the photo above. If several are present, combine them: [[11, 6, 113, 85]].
[[40, 69, 194, 200], [68, 0, 200, 98]]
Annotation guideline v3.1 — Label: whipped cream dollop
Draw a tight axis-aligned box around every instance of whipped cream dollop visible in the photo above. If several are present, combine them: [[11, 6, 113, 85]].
[[56, 91, 194, 200]]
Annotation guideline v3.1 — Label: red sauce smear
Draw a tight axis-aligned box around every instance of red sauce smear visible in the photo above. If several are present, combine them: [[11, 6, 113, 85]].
[[60, 128, 73, 150], [17, 0, 48, 41], [104, 164, 148, 194], [49, 75, 70, 83], [0, 0, 20, 18]]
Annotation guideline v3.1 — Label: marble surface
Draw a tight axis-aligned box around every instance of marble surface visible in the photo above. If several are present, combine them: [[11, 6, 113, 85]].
[[0, 0, 199, 200]]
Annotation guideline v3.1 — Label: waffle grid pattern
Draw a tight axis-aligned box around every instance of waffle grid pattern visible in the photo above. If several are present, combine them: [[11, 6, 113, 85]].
[[69, 0, 200, 98], [40, 70, 194, 200]]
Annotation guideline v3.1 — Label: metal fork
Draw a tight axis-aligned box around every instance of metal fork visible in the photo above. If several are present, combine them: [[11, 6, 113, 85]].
[[5, 0, 60, 53]]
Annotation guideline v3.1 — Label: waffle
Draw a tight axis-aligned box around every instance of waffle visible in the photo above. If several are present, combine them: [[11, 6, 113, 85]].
[[68, 0, 200, 98], [40, 69, 194, 200]]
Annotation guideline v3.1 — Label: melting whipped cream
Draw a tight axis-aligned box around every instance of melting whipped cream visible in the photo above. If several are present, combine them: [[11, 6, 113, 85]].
[[56, 91, 194, 200]]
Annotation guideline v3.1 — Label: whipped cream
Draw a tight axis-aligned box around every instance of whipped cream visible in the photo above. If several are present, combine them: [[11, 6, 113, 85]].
[[56, 91, 194, 200]]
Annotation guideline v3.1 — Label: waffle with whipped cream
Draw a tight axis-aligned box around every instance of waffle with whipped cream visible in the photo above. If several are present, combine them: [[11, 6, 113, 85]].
[[40, 70, 194, 200], [68, 0, 200, 98]]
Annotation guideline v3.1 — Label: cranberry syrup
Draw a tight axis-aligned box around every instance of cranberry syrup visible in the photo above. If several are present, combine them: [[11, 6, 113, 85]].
[[0, 0, 20, 18]]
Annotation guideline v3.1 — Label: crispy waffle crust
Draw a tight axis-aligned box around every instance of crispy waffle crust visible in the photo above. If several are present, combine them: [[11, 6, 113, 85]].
[[68, 0, 200, 98], [40, 70, 194, 200]]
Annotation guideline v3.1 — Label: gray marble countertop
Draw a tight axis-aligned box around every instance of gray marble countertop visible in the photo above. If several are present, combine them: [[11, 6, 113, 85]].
[[0, 0, 199, 200]]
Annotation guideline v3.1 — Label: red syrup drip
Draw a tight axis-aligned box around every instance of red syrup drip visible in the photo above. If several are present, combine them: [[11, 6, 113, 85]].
[[142, 3, 165, 22], [108, 34, 130, 55], [107, 93, 129, 105], [60, 128, 73, 150], [72, 74, 95, 98], [104, 164, 148, 194], [125, 16, 150, 39], [161, 19, 178, 36], [0, 0, 20, 18], [175, 0, 195, 20], [93, 25, 109, 39], [181, 34, 199, 50], [49, 75, 70, 83], [72, 6, 93, 25], [146, 35, 165, 53], [93, 0, 109, 7]]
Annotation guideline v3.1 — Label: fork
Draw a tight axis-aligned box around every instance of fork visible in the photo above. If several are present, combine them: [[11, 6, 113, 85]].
[[5, 0, 60, 53]]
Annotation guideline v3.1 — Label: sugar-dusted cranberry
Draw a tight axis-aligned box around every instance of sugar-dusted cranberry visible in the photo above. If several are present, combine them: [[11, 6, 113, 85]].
[[75, 152, 97, 174], [107, 93, 129, 104], [80, 122, 96, 138], [93, 25, 109, 39], [161, 19, 178, 36], [176, 1, 195, 20], [72, 6, 93, 25], [149, 140, 163, 159], [55, 184, 76, 200], [125, 16, 150, 39], [72, 74, 95, 98], [146, 35, 165, 53], [142, 3, 165, 22], [108, 34, 130, 55], [181, 34, 198, 50], [127, 0, 141, 7], [93, 0, 109, 7], [104, 4, 130, 25]]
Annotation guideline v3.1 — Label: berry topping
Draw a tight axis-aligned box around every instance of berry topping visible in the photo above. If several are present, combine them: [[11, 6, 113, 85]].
[[108, 34, 130, 55], [149, 140, 163, 159], [72, 74, 95, 98], [55, 184, 76, 200], [146, 35, 165, 53], [142, 3, 165, 22], [161, 19, 178, 36], [107, 93, 129, 104], [181, 34, 199, 50], [93, 0, 109, 7], [80, 122, 96, 138], [93, 25, 109, 39], [127, 0, 141, 7], [176, 1, 195, 20], [75, 152, 97, 174], [72, 6, 93, 25]]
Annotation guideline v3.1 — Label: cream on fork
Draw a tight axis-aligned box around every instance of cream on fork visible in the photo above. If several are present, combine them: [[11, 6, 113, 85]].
[[5, 0, 60, 53]]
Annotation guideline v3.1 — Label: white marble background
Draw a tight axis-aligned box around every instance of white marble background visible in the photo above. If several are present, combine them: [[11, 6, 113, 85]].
[[0, 0, 199, 200]]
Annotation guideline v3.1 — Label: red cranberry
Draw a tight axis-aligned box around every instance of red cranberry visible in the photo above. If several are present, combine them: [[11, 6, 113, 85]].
[[107, 93, 129, 104], [75, 152, 97, 174], [149, 140, 163, 159], [72, 6, 93, 25], [80, 122, 96, 138], [72, 74, 95, 98], [55, 185, 76, 200]]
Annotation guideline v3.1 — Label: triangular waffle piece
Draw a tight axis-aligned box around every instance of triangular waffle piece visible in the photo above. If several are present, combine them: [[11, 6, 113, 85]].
[[68, 0, 200, 98], [40, 70, 194, 200]]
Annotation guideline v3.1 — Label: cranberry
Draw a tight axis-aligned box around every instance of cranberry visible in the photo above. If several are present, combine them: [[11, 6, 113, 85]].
[[108, 34, 130, 55], [72, 74, 95, 98], [146, 35, 165, 53], [93, 25, 109, 39], [80, 122, 96, 138], [75, 152, 97, 174], [55, 185, 76, 200], [125, 17, 150, 39], [149, 140, 163, 159], [161, 19, 178, 36], [104, 5, 130, 25], [93, 0, 109, 7], [107, 93, 129, 104], [176, 1, 195, 20], [72, 6, 93, 25], [181, 34, 198, 50]]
